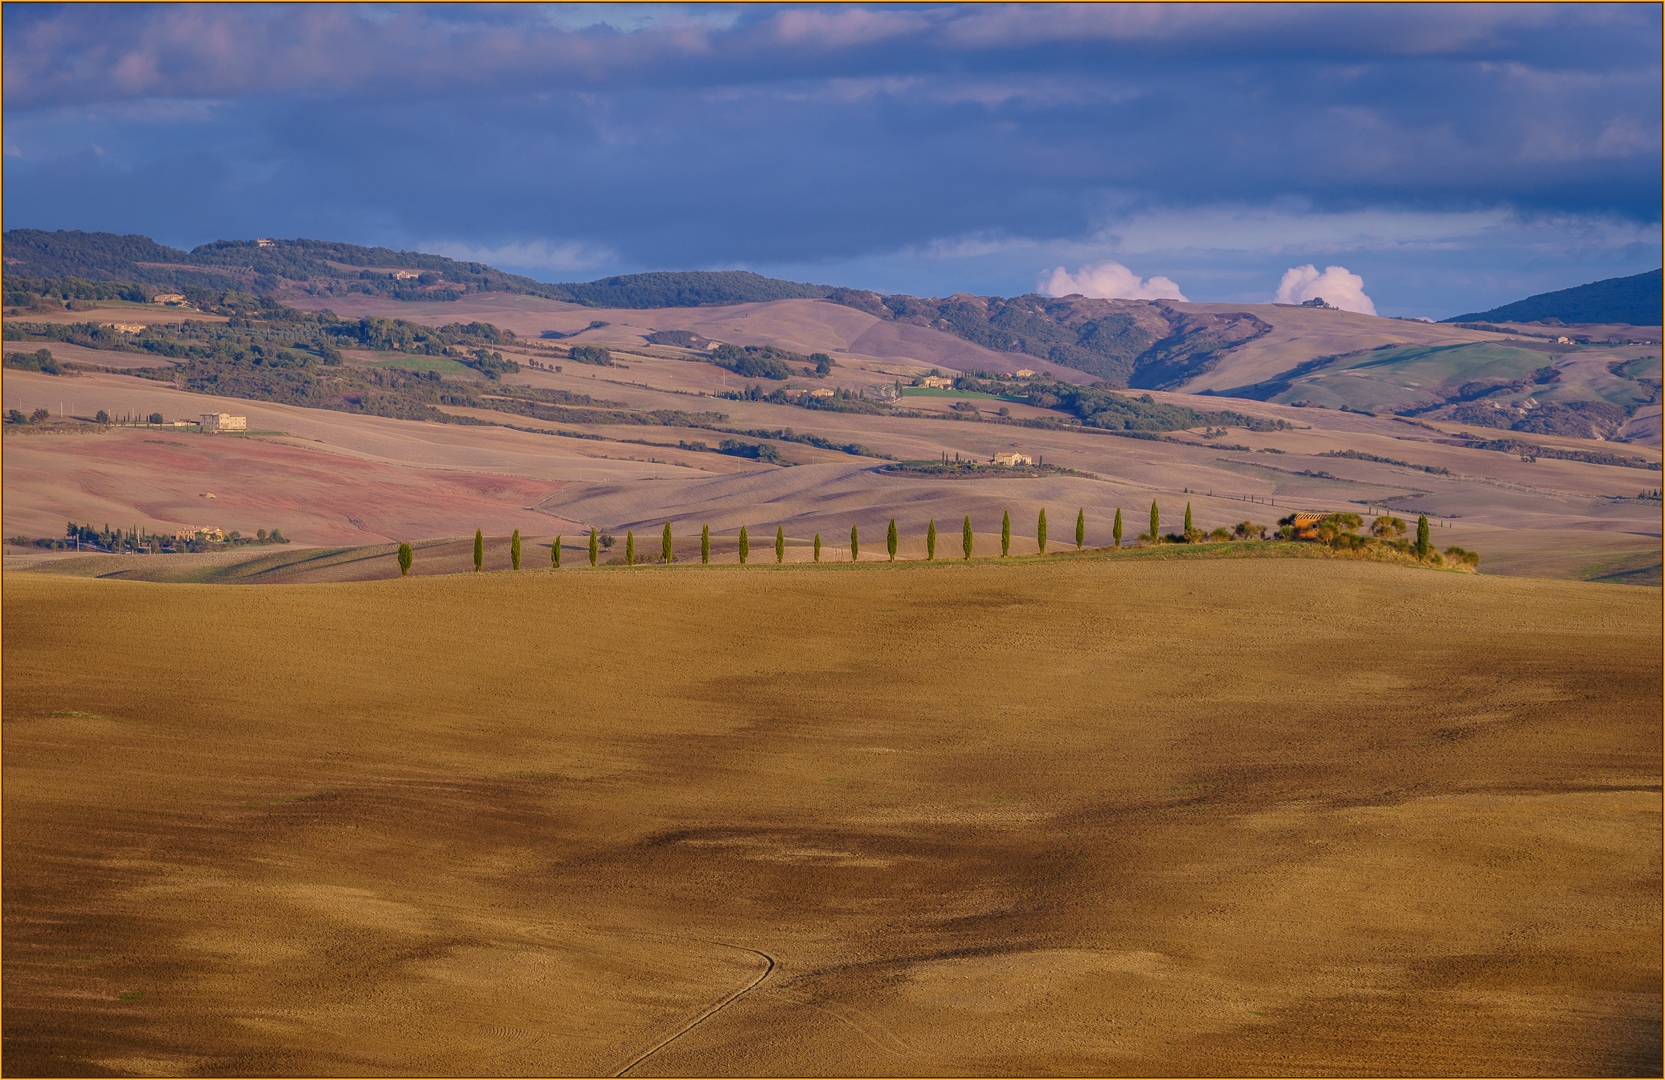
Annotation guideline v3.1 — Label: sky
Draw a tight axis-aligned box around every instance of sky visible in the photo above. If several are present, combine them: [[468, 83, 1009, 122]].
[[3, 3, 1660, 318]]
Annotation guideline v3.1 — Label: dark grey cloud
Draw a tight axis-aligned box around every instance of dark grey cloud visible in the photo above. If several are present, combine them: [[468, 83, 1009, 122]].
[[3, 4, 1658, 314]]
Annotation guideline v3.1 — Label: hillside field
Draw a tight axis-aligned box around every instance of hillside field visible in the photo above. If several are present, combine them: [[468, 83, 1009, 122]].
[[3, 559, 1660, 1075]]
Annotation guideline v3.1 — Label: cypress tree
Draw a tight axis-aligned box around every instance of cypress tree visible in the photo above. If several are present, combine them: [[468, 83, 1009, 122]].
[[552, 536, 562, 568], [814, 532, 822, 562], [1113, 508, 1123, 547], [1149, 501, 1160, 544], [1184, 502, 1193, 537], [887, 518, 898, 561], [775, 525, 785, 564], [1416, 514, 1431, 558], [662, 522, 673, 564], [850, 524, 859, 561], [739, 525, 749, 564], [397, 542, 413, 576], [701, 525, 710, 564], [962, 515, 973, 559], [626, 530, 635, 566], [927, 519, 937, 560], [511, 528, 522, 570], [1075, 507, 1085, 550], [1001, 509, 1010, 557], [473, 529, 484, 572], [1037, 508, 1048, 554], [589, 527, 598, 567]]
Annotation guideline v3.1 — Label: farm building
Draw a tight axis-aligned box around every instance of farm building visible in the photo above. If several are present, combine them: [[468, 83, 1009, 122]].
[[918, 376, 955, 388], [200, 413, 247, 432], [993, 452, 1034, 466]]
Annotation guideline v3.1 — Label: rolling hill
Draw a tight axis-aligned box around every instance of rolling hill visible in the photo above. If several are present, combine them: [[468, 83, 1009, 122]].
[[1444, 268, 1662, 327]]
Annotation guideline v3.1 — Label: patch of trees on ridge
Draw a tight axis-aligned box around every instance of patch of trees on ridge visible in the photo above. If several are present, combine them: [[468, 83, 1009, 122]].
[[1443, 269, 1662, 327], [709, 344, 834, 380], [826, 287, 1271, 390]]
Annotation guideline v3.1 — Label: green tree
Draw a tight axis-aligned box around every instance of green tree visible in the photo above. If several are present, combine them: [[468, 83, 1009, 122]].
[[1075, 507, 1085, 550], [701, 525, 711, 564], [1149, 501, 1160, 544], [1184, 502, 1193, 536], [962, 515, 973, 559], [511, 528, 522, 570], [1416, 514, 1431, 558], [850, 524, 859, 561], [814, 532, 822, 562], [1113, 508, 1123, 547], [739, 525, 749, 564], [662, 522, 674, 564], [775, 525, 785, 564], [552, 536, 562, 568], [589, 527, 598, 567], [397, 542, 413, 576], [473, 528, 484, 572], [626, 530, 635, 566], [1001, 509, 1011, 557], [927, 519, 937, 560], [887, 518, 898, 561], [1037, 508, 1048, 554]]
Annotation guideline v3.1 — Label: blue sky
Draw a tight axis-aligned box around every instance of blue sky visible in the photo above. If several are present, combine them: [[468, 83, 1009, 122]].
[[4, 3, 1659, 318]]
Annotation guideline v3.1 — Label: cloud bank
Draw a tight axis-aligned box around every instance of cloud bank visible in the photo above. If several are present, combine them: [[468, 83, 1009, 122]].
[[1274, 265, 1377, 316], [1042, 261, 1187, 301]]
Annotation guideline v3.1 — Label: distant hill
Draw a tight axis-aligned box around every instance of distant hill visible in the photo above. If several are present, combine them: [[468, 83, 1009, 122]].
[[1443, 269, 1661, 326], [1, 230, 833, 309]]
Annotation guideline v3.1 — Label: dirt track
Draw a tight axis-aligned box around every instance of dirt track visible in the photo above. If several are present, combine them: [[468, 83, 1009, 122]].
[[2, 558, 1659, 1075]]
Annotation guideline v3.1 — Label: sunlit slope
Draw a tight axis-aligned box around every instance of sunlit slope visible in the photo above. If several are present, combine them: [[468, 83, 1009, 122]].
[[3, 561, 1659, 1075]]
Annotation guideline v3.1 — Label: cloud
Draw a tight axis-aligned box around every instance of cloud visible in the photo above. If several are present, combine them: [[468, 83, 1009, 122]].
[[1042, 261, 1187, 301], [1274, 265, 1377, 315]]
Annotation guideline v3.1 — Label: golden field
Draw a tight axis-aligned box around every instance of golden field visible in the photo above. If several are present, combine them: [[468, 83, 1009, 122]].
[[3, 556, 1659, 1075]]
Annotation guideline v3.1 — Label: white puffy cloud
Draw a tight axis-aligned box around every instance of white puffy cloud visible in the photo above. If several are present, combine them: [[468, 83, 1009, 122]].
[[1273, 264, 1377, 315], [1041, 260, 1188, 301]]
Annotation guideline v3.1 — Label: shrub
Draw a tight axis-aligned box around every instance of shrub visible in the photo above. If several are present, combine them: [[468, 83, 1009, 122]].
[[511, 528, 522, 570], [1208, 527, 1232, 542], [662, 522, 673, 564], [473, 529, 483, 572], [1002, 509, 1011, 556], [701, 525, 710, 564], [1233, 520, 1266, 540], [397, 542, 413, 576], [148, 412, 164, 425], [962, 515, 973, 560], [1444, 545, 1481, 567], [739, 526, 749, 565], [926, 519, 937, 560], [6, 410, 24, 425], [1371, 515, 1407, 539], [567, 345, 613, 366], [95, 409, 110, 424], [1037, 508, 1048, 554], [32, 408, 52, 423], [775, 525, 784, 564], [887, 518, 898, 561]]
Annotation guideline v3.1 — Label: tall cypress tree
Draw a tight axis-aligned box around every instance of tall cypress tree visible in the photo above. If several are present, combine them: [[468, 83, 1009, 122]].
[[1184, 502, 1193, 537], [1416, 514, 1431, 558], [926, 519, 937, 560], [814, 532, 822, 562], [1075, 508, 1085, 551], [662, 522, 673, 564], [511, 529, 522, 570], [739, 525, 749, 564], [1149, 501, 1160, 544], [701, 525, 710, 564], [589, 528, 598, 567], [1001, 509, 1011, 556], [1113, 508, 1123, 548], [473, 529, 484, 572], [887, 518, 898, 561], [1037, 508, 1048, 554], [850, 524, 859, 561], [552, 536, 562, 568], [775, 525, 785, 564], [962, 515, 973, 559], [397, 542, 413, 576], [625, 530, 635, 566]]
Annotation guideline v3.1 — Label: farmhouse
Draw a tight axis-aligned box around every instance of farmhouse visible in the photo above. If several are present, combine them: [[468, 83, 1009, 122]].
[[173, 527, 226, 543], [1015, 368, 1036, 378], [918, 376, 955, 388], [810, 388, 835, 398], [993, 451, 1033, 466], [153, 293, 187, 306], [256, 238, 275, 247], [200, 413, 247, 432]]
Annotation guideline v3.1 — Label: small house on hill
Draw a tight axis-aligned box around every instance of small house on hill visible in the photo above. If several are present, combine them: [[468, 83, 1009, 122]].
[[993, 451, 1033, 467], [201, 413, 247, 432], [918, 375, 956, 389]]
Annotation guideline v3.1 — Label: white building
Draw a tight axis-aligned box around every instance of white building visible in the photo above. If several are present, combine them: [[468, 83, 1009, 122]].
[[993, 452, 1033, 466], [201, 413, 247, 432]]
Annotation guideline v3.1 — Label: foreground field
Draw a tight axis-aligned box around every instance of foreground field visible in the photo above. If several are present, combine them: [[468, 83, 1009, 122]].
[[3, 560, 1659, 1075]]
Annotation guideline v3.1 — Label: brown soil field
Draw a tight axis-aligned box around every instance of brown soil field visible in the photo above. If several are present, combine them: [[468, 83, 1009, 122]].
[[2, 558, 1659, 1075]]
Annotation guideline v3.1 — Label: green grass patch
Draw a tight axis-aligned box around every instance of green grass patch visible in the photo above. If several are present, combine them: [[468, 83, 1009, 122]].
[[898, 386, 1016, 400], [353, 355, 473, 376]]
